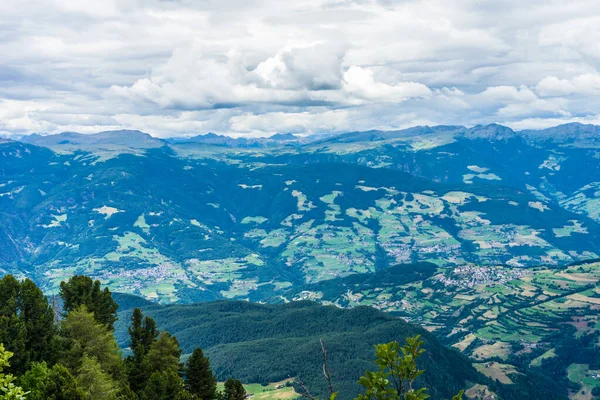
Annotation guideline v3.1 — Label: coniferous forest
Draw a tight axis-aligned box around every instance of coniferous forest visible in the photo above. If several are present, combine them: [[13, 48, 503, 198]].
[[0, 274, 573, 400], [0, 274, 244, 400]]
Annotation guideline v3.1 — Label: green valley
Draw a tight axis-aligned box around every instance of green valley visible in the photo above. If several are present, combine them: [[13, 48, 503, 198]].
[[1, 123, 600, 398]]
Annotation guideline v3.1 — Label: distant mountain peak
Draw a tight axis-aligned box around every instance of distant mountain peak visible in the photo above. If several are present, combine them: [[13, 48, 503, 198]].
[[202, 132, 223, 138], [269, 133, 298, 141], [465, 123, 516, 139], [518, 122, 600, 145], [95, 129, 150, 136], [20, 129, 164, 149]]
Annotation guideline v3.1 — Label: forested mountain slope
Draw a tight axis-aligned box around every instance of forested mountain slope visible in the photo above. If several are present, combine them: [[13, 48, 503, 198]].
[[113, 296, 566, 400]]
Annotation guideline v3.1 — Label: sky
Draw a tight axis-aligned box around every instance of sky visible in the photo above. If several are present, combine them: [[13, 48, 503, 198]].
[[2, 0, 600, 138]]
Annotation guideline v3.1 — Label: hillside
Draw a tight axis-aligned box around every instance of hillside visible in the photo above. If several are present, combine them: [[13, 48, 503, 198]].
[[2, 125, 600, 305], [2, 124, 600, 398], [113, 298, 555, 399]]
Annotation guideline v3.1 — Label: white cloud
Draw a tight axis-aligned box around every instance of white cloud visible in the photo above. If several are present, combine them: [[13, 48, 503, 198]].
[[2, 0, 600, 136], [536, 73, 600, 97], [342, 66, 432, 102], [535, 77, 576, 97]]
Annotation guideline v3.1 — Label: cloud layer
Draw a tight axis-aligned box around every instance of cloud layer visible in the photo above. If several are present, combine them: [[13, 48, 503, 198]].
[[2, 0, 600, 137]]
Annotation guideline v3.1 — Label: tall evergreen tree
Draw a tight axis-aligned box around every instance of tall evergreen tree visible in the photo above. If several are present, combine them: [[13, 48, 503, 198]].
[[223, 378, 246, 400], [0, 275, 56, 374], [19, 279, 57, 366], [76, 355, 118, 400], [140, 370, 184, 400], [58, 306, 124, 381], [128, 308, 144, 353], [185, 348, 217, 400], [126, 308, 158, 394], [59, 276, 118, 330], [0, 275, 28, 374], [144, 332, 182, 376], [128, 308, 158, 357]]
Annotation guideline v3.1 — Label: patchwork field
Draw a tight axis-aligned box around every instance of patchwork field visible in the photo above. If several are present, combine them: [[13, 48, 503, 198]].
[[285, 261, 600, 399]]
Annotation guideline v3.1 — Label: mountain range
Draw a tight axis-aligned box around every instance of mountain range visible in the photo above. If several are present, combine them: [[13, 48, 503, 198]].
[[2, 122, 600, 398]]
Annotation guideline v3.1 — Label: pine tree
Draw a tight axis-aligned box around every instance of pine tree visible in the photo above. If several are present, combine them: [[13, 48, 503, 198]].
[[128, 308, 158, 358], [126, 308, 158, 394], [0, 276, 27, 374], [185, 348, 217, 400], [223, 378, 246, 400], [0, 275, 56, 374], [59, 306, 124, 380], [128, 308, 144, 353], [144, 332, 182, 376], [19, 279, 57, 367], [76, 355, 118, 400], [59, 275, 118, 330], [140, 370, 184, 400], [175, 391, 200, 400]]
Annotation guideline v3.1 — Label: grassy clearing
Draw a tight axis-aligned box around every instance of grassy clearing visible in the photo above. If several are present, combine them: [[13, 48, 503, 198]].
[[530, 348, 557, 367], [474, 362, 519, 384], [568, 364, 600, 400], [217, 379, 298, 400]]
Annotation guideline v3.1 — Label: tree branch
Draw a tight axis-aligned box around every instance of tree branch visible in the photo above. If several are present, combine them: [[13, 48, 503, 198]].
[[320, 339, 335, 396], [294, 376, 317, 400]]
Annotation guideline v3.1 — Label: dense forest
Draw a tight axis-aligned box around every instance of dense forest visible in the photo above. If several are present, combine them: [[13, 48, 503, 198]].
[[112, 295, 479, 399], [0, 274, 572, 399], [0, 274, 245, 400]]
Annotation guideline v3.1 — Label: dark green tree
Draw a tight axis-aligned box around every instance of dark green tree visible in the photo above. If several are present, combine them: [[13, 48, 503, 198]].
[[0, 276, 29, 374], [140, 370, 184, 400], [59, 276, 118, 330], [175, 390, 200, 400], [185, 348, 217, 400], [125, 308, 158, 394], [43, 363, 85, 400], [19, 279, 57, 366], [128, 308, 158, 356], [0, 275, 56, 374], [223, 378, 246, 400]]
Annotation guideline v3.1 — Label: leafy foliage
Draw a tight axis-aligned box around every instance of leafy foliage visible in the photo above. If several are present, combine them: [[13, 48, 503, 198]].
[[356, 336, 464, 400], [0, 344, 27, 400]]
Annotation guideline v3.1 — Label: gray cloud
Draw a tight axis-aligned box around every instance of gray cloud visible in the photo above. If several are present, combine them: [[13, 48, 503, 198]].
[[2, 0, 600, 137]]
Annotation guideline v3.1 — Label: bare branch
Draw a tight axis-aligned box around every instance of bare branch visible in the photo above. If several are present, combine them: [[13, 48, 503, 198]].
[[294, 375, 317, 400], [320, 339, 335, 396], [294, 340, 336, 400]]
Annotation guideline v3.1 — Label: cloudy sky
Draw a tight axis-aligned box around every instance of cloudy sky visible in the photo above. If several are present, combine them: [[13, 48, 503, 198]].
[[2, 0, 600, 137]]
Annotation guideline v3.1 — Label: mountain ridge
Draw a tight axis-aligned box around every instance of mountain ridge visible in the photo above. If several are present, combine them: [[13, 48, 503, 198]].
[[11, 122, 600, 146]]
